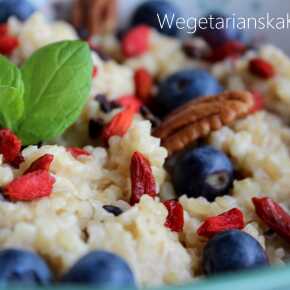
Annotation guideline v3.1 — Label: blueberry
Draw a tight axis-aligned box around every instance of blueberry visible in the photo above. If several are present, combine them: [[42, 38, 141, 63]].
[[171, 146, 234, 201], [0, 2, 10, 23], [103, 205, 123, 216], [61, 251, 136, 288], [203, 230, 269, 275], [155, 69, 222, 116], [131, 0, 181, 37], [0, 248, 52, 286], [195, 12, 244, 48], [0, 0, 35, 23]]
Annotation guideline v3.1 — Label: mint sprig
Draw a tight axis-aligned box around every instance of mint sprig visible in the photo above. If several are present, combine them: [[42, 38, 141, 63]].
[[0, 40, 93, 145], [0, 55, 24, 130], [0, 86, 24, 130]]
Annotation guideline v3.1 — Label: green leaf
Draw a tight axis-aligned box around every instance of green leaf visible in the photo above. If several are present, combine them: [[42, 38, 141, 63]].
[[0, 86, 24, 130], [0, 55, 24, 94], [17, 40, 93, 145], [0, 55, 24, 129]]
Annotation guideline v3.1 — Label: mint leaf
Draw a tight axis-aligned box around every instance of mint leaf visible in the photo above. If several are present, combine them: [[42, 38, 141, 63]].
[[0, 55, 24, 130], [0, 55, 24, 94], [17, 40, 93, 145], [0, 87, 24, 130]]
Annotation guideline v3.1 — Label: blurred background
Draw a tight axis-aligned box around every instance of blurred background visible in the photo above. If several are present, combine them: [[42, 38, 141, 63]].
[[32, 0, 290, 53], [9, 0, 290, 54], [117, 0, 290, 54]]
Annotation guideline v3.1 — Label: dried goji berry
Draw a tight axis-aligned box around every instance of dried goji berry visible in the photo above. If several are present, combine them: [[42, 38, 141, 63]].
[[67, 147, 90, 158], [134, 68, 153, 102], [9, 153, 24, 169], [0, 128, 22, 164], [122, 25, 151, 58], [25, 154, 54, 174], [130, 151, 156, 205], [0, 24, 8, 36], [0, 35, 19, 55], [163, 200, 184, 232], [197, 208, 245, 238], [207, 41, 246, 63], [116, 95, 143, 113], [249, 58, 275, 79], [250, 91, 264, 113], [4, 170, 55, 201], [102, 106, 135, 144], [92, 66, 98, 78], [252, 197, 290, 242]]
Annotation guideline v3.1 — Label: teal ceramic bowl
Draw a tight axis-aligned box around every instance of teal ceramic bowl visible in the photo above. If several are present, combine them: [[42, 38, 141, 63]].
[[4, 2, 290, 290], [4, 263, 290, 290]]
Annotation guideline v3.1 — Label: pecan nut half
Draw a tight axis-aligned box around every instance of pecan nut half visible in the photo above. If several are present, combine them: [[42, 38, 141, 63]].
[[153, 91, 254, 155]]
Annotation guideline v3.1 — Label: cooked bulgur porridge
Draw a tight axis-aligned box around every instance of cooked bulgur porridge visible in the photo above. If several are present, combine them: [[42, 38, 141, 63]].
[[0, 0, 290, 288]]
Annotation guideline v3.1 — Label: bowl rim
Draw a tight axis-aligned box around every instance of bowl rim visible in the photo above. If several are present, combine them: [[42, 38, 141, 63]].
[[5, 263, 290, 290]]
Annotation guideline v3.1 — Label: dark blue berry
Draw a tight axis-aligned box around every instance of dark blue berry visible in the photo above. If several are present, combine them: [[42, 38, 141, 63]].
[[0, 3, 9, 23], [0, 0, 35, 23], [61, 251, 136, 288], [171, 145, 234, 201], [0, 249, 52, 286], [203, 230, 269, 275], [103, 205, 123, 216], [155, 69, 222, 116], [195, 12, 245, 48], [131, 0, 181, 37]]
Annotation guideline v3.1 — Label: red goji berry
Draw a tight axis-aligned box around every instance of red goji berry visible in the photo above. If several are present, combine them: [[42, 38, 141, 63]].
[[163, 200, 184, 232], [130, 151, 156, 205], [4, 170, 55, 201], [92, 66, 98, 78], [102, 106, 135, 144], [9, 153, 24, 169], [0, 24, 8, 36], [249, 58, 275, 79], [67, 147, 91, 158], [25, 154, 54, 174], [0, 128, 22, 164], [252, 197, 290, 242], [116, 95, 143, 113], [134, 68, 153, 102], [207, 41, 246, 63], [197, 208, 245, 238], [250, 91, 264, 113], [122, 25, 151, 58], [0, 35, 19, 55]]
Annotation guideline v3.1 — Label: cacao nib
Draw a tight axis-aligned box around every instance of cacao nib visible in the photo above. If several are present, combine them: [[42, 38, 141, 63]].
[[89, 118, 105, 139]]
